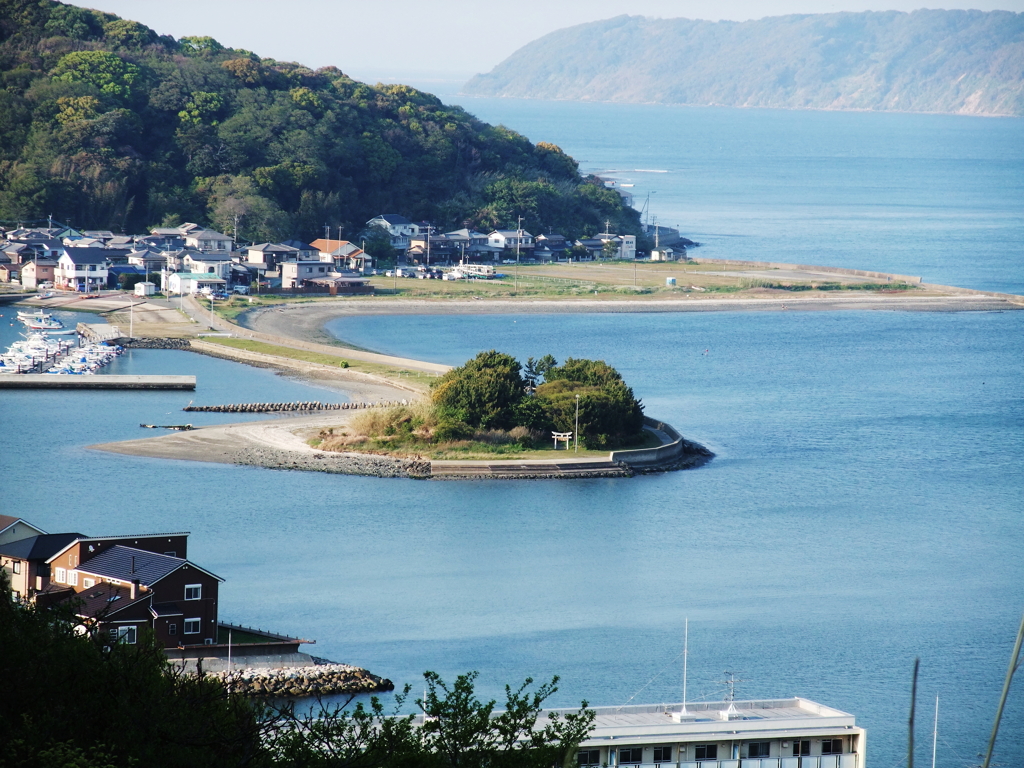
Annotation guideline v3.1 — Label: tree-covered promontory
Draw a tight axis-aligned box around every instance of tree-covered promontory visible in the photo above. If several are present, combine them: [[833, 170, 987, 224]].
[[0, 0, 643, 242]]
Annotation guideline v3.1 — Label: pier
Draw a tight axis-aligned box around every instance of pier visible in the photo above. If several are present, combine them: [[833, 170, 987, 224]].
[[0, 374, 196, 390]]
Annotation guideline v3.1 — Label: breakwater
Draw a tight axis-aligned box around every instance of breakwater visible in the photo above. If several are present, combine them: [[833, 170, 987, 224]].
[[184, 399, 409, 413], [210, 663, 394, 698], [0, 374, 196, 390]]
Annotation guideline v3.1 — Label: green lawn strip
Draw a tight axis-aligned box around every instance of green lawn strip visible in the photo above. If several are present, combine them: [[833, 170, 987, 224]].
[[198, 336, 435, 388]]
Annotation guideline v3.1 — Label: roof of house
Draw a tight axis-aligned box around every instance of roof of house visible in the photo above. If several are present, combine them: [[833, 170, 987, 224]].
[[0, 515, 47, 538], [490, 230, 534, 238], [60, 248, 108, 265], [25, 258, 58, 267], [248, 243, 298, 253], [150, 601, 183, 617], [184, 252, 233, 262], [280, 239, 315, 251], [186, 229, 231, 240], [0, 532, 84, 561], [170, 273, 227, 282], [368, 214, 412, 226], [73, 581, 152, 620], [76, 544, 223, 586]]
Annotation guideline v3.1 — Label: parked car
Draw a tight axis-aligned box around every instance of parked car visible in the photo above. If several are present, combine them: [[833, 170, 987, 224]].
[[233, 285, 250, 295]]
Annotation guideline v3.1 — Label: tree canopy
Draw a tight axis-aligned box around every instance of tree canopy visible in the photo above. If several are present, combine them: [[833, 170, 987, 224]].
[[431, 351, 645, 448], [0, 0, 644, 242]]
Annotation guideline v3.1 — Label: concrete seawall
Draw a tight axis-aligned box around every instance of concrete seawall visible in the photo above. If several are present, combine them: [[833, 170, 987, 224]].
[[0, 374, 196, 390]]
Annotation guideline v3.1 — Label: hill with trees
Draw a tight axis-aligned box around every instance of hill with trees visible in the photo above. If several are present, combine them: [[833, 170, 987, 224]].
[[0, 0, 642, 242], [462, 10, 1024, 117]]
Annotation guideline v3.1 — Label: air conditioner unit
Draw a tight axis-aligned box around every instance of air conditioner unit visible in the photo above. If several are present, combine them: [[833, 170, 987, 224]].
[[203, 637, 214, 645]]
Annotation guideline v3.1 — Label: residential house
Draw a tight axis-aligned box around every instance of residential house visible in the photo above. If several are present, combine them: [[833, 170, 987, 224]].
[[20, 258, 57, 289], [1, 530, 83, 603], [55, 248, 109, 291], [45, 532, 222, 647], [0, 262, 19, 284], [488, 230, 535, 257], [366, 214, 421, 249], [309, 239, 371, 272], [106, 264, 146, 289], [575, 238, 606, 260], [183, 228, 233, 254], [281, 260, 334, 289], [166, 272, 226, 295], [596, 232, 637, 260], [534, 233, 569, 262], [145, 230, 185, 251], [247, 243, 299, 270], [126, 247, 167, 275], [0, 515, 47, 547], [183, 252, 233, 279], [280, 239, 319, 260]]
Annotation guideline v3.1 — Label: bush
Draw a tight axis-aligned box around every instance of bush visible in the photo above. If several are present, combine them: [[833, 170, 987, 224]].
[[431, 350, 526, 430]]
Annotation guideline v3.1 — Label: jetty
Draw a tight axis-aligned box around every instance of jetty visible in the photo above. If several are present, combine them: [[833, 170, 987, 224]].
[[0, 374, 196, 390]]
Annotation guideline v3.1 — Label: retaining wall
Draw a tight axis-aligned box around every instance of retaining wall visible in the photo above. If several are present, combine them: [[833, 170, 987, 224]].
[[609, 417, 685, 465]]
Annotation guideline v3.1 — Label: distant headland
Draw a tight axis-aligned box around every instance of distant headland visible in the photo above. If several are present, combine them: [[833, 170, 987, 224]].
[[463, 10, 1024, 117]]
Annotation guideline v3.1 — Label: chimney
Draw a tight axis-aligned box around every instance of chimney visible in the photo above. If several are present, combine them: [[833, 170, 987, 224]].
[[130, 579, 139, 600]]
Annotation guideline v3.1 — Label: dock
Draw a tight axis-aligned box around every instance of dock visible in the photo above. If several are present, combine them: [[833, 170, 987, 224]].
[[0, 374, 196, 390]]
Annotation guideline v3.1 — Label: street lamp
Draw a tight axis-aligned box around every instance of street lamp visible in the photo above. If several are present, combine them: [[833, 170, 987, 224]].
[[574, 394, 580, 453]]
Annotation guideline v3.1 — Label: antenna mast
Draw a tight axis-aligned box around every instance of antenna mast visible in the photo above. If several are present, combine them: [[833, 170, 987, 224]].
[[682, 618, 689, 714]]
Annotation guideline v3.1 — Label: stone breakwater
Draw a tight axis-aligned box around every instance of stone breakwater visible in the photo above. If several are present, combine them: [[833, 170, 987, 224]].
[[234, 445, 431, 478], [123, 337, 192, 349], [185, 400, 409, 413], [211, 663, 394, 698]]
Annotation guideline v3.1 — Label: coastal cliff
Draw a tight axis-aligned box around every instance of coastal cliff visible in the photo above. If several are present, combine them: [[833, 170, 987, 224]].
[[463, 11, 1024, 117]]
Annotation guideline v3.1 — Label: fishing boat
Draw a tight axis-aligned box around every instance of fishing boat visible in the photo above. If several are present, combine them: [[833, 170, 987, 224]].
[[18, 309, 63, 330]]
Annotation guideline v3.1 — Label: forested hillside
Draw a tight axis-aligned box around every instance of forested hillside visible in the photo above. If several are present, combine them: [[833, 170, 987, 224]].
[[463, 11, 1024, 117], [0, 0, 641, 241]]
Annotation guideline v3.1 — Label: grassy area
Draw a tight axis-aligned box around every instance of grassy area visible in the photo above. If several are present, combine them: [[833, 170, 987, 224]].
[[198, 336, 438, 390]]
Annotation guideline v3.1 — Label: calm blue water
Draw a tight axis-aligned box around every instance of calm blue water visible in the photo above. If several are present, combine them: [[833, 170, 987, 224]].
[[2, 105, 1023, 768], [452, 97, 1024, 296]]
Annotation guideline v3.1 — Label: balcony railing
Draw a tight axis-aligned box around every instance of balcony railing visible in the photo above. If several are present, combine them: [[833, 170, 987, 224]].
[[619, 757, 857, 768]]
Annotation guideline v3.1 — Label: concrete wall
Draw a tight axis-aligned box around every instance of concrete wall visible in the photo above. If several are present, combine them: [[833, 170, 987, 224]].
[[609, 417, 684, 465]]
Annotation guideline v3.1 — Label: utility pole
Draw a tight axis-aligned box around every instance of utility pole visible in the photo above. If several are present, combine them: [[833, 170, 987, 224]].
[[514, 215, 523, 294], [574, 394, 580, 452]]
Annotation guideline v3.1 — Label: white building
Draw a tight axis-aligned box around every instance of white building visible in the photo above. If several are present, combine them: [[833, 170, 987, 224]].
[[55, 248, 108, 292], [545, 699, 864, 768], [487, 230, 534, 253], [166, 272, 226, 295], [281, 260, 334, 289], [366, 214, 421, 249]]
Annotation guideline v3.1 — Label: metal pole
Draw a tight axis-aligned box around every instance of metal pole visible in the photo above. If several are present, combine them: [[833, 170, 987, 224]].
[[931, 695, 938, 768], [574, 394, 580, 453], [982, 610, 1024, 768], [909, 657, 919, 768]]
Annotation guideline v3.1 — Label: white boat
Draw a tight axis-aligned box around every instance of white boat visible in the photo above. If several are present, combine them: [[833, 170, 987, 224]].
[[18, 309, 63, 330]]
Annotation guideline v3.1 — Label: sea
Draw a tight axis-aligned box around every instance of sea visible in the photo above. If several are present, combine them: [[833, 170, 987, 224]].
[[2, 100, 1022, 767]]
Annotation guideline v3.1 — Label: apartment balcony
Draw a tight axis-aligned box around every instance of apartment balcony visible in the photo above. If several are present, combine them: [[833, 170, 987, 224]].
[[618, 757, 858, 768]]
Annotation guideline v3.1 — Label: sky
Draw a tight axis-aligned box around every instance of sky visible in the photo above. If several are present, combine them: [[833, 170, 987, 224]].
[[80, 0, 1024, 84]]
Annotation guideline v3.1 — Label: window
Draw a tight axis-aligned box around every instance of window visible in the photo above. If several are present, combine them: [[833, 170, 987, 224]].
[[54, 567, 67, 583], [577, 749, 600, 766], [12, 561, 20, 574], [168, 623, 177, 635], [109, 626, 136, 644], [67, 570, 78, 586], [822, 739, 843, 755], [695, 745, 718, 760], [747, 742, 771, 758], [653, 746, 672, 762], [83, 578, 95, 588], [793, 741, 810, 756], [618, 748, 642, 764], [184, 618, 201, 634], [184, 584, 202, 600]]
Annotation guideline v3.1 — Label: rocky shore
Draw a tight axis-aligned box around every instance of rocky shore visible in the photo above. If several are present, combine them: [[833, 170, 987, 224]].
[[211, 663, 394, 698], [123, 337, 192, 349], [235, 444, 431, 478]]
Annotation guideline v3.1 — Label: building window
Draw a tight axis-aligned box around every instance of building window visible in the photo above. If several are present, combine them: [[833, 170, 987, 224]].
[[83, 578, 95, 589], [54, 567, 67, 583], [577, 749, 600, 766], [12, 561, 21, 575], [695, 745, 718, 760], [747, 742, 771, 758], [822, 739, 843, 755], [184, 618, 201, 634], [793, 741, 810, 756], [168, 623, 177, 635], [653, 746, 672, 762], [12, 590, 20, 601], [619, 748, 642, 764], [110, 626, 136, 644], [184, 584, 202, 600], [67, 570, 78, 586]]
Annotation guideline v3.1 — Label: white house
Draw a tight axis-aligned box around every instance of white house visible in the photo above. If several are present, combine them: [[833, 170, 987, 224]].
[[366, 214, 421, 249], [166, 272, 227, 295], [183, 253, 233, 279], [281, 260, 334, 289], [487, 230, 534, 254], [598, 233, 637, 260], [55, 248, 108, 292], [183, 229, 232, 253]]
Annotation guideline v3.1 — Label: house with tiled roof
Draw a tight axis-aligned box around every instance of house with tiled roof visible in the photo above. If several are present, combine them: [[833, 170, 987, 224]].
[[55, 247, 108, 291]]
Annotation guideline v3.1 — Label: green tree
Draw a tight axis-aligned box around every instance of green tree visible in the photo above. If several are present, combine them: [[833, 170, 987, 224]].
[[103, 19, 157, 50], [431, 350, 526, 430], [51, 51, 140, 102]]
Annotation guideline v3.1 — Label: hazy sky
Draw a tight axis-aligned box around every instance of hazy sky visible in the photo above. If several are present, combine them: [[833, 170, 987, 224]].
[[82, 1, 1024, 83]]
